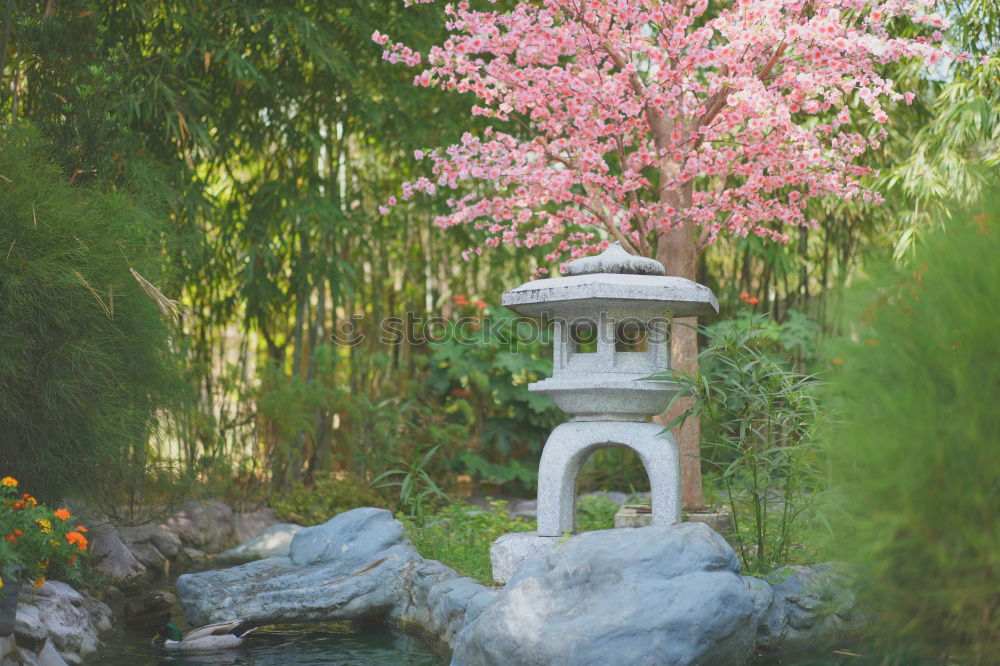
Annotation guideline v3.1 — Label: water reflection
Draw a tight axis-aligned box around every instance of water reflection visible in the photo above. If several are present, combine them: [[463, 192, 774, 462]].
[[101, 622, 447, 665]]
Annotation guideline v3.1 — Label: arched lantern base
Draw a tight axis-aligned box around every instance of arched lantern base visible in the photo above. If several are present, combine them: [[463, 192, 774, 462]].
[[536, 421, 681, 537]]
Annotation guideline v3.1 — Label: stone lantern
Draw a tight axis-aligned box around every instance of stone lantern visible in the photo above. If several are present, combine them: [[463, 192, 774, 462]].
[[490, 243, 718, 582]]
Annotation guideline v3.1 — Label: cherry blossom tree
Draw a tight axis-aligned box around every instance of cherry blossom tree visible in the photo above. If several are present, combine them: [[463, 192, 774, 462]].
[[375, 0, 957, 507]]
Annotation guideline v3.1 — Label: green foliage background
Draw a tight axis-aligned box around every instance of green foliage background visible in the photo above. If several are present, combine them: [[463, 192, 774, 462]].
[[0, 0, 996, 521], [823, 190, 1000, 663], [0, 127, 186, 500]]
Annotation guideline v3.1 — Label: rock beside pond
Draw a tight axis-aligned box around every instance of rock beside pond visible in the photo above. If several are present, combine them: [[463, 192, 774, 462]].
[[177, 508, 495, 648], [117, 524, 183, 574], [452, 522, 757, 666], [215, 522, 304, 563], [178, 508, 420, 625], [89, 521, 146, 583], [489, 531, 558, 584], [233, 507, 283, 543], [752, 562, 864, 654], [164, 499, 237, 553], [79, 499, 284, 585], [12, 580, 112, 666], [392, 558, 498, 648]]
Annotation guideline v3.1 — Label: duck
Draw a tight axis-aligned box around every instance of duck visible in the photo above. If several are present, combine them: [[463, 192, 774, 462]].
[[152, 619, 256, 651]]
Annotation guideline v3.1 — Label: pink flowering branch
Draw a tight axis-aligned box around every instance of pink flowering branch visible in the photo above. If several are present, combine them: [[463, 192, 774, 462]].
[[374, 0, 963, 270]]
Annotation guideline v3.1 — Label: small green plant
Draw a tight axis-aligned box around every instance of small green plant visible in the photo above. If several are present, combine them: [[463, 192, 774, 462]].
[[0, 476, 91, 594], [401, 500, 533, 585], [373, 445, 450, 525], [270, 474, 387, 526], [656, 316, 824, 574], [575, 496, 619, 531]]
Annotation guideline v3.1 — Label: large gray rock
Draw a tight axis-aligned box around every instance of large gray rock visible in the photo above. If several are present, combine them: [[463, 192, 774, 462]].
[[392, 559, 498, 648], [164, 500, 237, 553], [177, 508, 495, 649], [117, 524, 183, 574], [489, 532, 558, 584], [0, 635, 14, 661], [752, 563, 863, 654], [13, 581, 111, 666], [233, 507, 282, 543], [13, 604, 47, 652], [89, 521, 146, 582], [453, 522, 757, 666], [36, 639, 69, 666], [177, 508, 485, 631], [215, 523, 305, 563]]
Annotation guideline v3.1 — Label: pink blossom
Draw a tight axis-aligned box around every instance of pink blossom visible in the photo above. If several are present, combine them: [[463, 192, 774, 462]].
[[375, 0, 957, 265]]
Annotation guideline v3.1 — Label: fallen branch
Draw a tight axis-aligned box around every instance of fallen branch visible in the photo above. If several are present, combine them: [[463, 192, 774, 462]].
[[319, 557, 389, 587]]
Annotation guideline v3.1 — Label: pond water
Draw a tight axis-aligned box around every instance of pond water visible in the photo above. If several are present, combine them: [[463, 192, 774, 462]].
[[756, 646, 941, 665], [98, 561, 446, 665], [99, 621, 448, 665]]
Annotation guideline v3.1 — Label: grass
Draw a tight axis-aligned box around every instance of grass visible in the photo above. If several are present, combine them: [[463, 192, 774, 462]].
[[401, 496, 620, 585]]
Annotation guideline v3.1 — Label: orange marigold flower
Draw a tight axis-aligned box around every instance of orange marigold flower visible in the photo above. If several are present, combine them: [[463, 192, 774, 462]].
[[12, 500, 24, 510], [66, 531, 88, 551], [738, 292, 749, 300], [13, 529, 23, 536], [54, 508, 71, 521], [747, 296, 760, 305], [4, 532, 17, 543], [1, 476, 16, 487], [32, 577, 45, 588], [831, 358, 845, 365], [75, 525, 88, 533], [21, 494, 37, 508]]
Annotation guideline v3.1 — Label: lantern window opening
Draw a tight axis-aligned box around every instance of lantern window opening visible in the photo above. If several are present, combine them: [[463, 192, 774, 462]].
[[570, 320, 599, 354], [614, 320, 649, 353]]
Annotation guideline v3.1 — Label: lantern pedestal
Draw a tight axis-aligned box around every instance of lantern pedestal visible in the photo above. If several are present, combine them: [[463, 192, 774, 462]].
[[536, 421, 680, 536]]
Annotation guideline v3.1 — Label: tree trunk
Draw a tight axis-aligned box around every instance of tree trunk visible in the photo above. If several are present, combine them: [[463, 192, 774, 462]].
[[656, 222, 705, 510]]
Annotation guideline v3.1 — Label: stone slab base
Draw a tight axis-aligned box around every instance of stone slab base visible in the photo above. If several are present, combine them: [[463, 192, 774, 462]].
[[490, 532, 561, 584], [613, 503, 654, 528], [686, 507, 735, 536], [614, 504, 734, 535]]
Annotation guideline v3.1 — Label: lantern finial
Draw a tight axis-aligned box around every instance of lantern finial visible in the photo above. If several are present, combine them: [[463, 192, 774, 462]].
[[562, 242, 666, 276]]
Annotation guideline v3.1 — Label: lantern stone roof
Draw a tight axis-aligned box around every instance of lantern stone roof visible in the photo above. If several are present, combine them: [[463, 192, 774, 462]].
[[501, 242, 719, 318]]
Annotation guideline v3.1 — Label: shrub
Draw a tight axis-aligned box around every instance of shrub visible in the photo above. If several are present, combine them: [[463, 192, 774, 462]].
[[658, 316, 825, 574], [426, 306, 563, 494], [0, 127, 187, 501], [823, 195, 1000, 663], [270, 474, 388, 526]]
